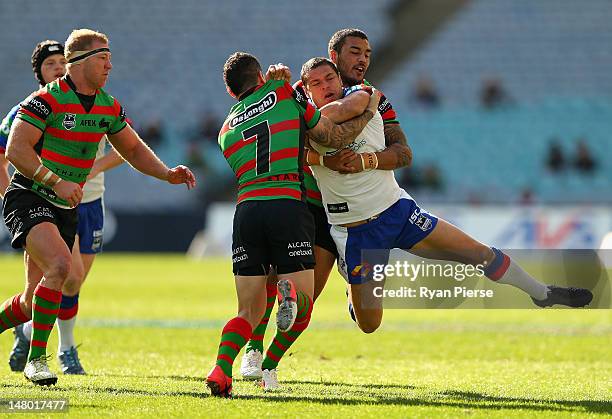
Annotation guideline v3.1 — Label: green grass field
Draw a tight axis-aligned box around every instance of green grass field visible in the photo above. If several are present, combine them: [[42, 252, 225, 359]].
[[0, 254, 610, 418]]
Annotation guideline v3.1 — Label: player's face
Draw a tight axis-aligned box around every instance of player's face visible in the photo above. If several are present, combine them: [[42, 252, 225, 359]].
[[41, 54, 67, 85], [332, 36, 371, 86], [83, 40, 112, 89], [305, 64, 343, 108]]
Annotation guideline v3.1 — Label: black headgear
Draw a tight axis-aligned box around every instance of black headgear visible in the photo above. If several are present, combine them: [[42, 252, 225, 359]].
[[31, 40, 65, 86]]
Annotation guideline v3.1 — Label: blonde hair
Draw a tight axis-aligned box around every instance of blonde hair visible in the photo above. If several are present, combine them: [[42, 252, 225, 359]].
[[65, 29, 108, 61]]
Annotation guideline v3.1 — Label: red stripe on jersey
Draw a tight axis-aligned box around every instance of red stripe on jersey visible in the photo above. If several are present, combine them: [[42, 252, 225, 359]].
[[381, 108, 397, 123], [219, 122, 230, 137], [303, 163, 314, 175], [239, 173, 300, 189], [271, 147, 299, 162], [41, 149, 95, 169], [238, 187, 302, 203], [270, 119, 300, 135], [46, 127, 105, 143], [59, 79, 71, 93], [19, 108, 45, 122], [307, 189, 322, 201], [223, 136, 255, 159], [304, 102, 316, 123], [275, 83, 293, 101], [235, 148, 300, 178]]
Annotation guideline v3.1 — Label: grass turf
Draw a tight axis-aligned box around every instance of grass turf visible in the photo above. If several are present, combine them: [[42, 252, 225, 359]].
[[0, 254, 610, 418]]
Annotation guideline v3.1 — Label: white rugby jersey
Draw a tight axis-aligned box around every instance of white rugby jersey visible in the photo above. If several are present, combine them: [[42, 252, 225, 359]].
[[81, 137, 107, 204], [310, 111, 403, 225]]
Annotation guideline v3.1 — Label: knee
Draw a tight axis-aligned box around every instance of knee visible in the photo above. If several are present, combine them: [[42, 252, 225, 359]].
[[47, 255, 72, 282], [356, 317, 382, 334], [358, 322, 381, 334], [238, 306, 266, 329]]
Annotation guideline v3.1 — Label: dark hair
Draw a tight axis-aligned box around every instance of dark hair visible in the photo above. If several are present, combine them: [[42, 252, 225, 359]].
[[300, 57, 339, 85], [223, 52, 262, 98], [31, 40, 64, 85], [328, 28, 368, 55]]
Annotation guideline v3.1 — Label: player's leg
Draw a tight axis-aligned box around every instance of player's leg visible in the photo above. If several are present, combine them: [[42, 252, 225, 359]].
[[8, 253, 43, 372], [240, 270, 277, 380], [409, 215, 592, 307], [313, 245, 336, 301], [259, 200, 316, 389], [56, 235, 90, 375], [57, 197, 103, 374], [207, 201, 268, 397], [207, 272, 266, 397], [331, 222, 391, 334]]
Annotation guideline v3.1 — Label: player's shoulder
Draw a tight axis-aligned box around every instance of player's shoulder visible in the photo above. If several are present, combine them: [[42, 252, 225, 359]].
[[97, 87, 119, 106], [3, 104, 21, 122]]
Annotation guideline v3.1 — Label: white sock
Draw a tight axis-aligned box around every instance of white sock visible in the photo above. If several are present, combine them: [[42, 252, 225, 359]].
[[497, 259, 549, 300], [57, 317, 77, 352], [22, 320, 33, 341]]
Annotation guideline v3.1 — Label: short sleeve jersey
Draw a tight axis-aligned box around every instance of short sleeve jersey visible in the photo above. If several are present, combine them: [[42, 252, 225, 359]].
[[218, 80, 321, 204], [12, 76, 126, 207]]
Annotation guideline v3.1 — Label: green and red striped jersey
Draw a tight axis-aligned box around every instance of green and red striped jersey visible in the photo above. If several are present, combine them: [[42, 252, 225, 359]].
[[219, 80, 321, 204], [363, 79, 399, 125], [14, 76, 126, 207]]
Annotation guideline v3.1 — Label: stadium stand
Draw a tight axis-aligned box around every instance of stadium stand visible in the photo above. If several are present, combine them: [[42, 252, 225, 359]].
[[0, 0, 610, 205]]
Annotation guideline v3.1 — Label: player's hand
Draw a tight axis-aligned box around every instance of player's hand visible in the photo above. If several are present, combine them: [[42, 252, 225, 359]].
[[367, 88, 382, 115], [52, 180, 83, 208], [324, 149, 362, 174], [266, 63, 292, 83], [167, 165, 196, 189]]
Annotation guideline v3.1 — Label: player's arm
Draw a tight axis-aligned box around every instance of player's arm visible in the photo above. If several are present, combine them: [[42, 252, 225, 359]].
[[381, 123, 412, 169], [87, 146, 124, 180], [0, 153, 9, 198], [319, 90, 371, 123], [307, 91, 380, 149], [107, 125, 195, 189], [6, 118, 82, 206]]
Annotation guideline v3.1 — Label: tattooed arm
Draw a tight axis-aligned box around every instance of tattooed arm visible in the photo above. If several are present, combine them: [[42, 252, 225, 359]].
[[380, 123, 412, 169], [307, 91, 380, 149]]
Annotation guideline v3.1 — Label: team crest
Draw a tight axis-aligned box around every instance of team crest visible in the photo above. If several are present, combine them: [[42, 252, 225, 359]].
[[63, 113, 76, 130]]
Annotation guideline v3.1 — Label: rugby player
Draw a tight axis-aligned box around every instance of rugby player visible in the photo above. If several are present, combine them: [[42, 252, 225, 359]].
[[0, 29, 195, 386], [301, 57, 593, 334], [1, 40, 124, 376], [240, 28, 410, 388], [207, 52, 379, 397]]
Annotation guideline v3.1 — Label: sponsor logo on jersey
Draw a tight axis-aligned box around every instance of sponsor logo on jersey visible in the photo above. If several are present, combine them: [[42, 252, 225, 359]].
[[63, 113, 76, 130], [229, 92, 277, 129], [24, 97, 51, 118], [99, 118, 110, 129], [80, 119, 98, 127], [327, 202, 349, 213]]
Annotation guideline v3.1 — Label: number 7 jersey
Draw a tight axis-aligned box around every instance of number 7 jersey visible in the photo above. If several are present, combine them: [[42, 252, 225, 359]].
[[218, 80, 321, 204]]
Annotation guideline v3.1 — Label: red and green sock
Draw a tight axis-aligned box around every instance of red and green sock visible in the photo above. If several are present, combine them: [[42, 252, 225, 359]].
[[0, 293, 30, 333], [261, 291, 313, 370], [215, 316, 252, 377], [28, 285, 62, 361], [245, 283, 276, 353]]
